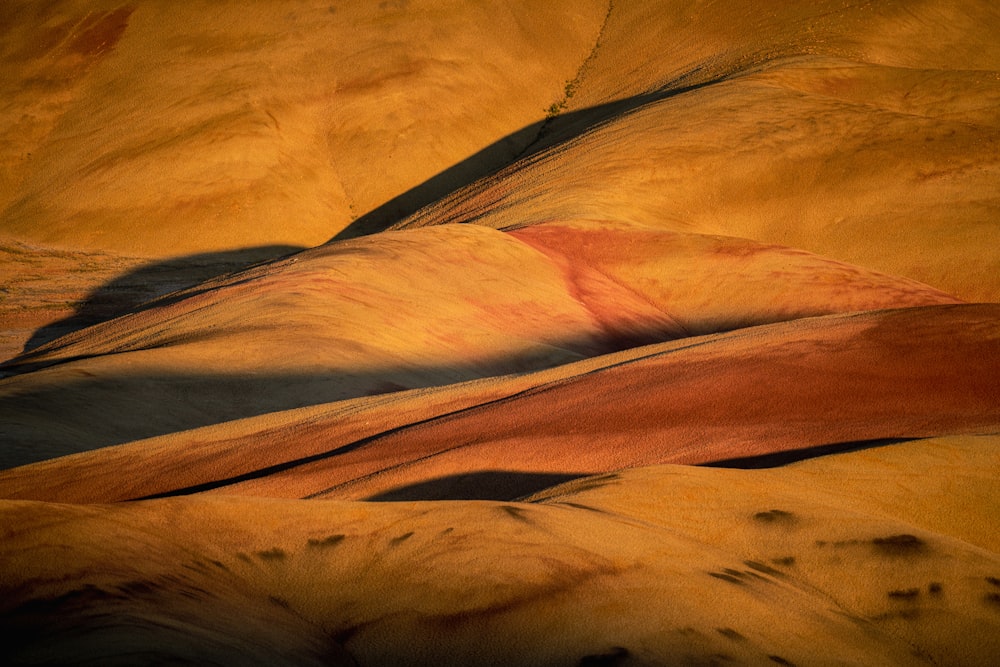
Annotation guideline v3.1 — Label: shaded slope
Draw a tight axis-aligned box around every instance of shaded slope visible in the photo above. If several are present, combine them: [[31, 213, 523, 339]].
[[2, 435, 999, 666], [0, 222, 960, 468], [1, 3, 998, 665], [3, 303, 996, 503], [195, 303, 1000, 502], [0, 242, 304, 363]]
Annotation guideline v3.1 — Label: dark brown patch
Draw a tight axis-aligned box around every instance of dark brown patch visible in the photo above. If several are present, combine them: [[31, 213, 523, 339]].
[[928, 582, 943, 595], [389, 532, 414, 546], [430, 557, 622, 632], [888, 588, 920, 600], [69, 8, 133, 57], [183, 560, 212, 573], [709, 571, 745, 585], [12, 585, 121, 615], [161, 573, 187, 587], [717, 627, 746, 641], [257, 548, 286, 561], [579, 647, 630, 666], [562, 502, 608, 514], [986, 577, 1000, 588], [178, 589, 206, 601], [768, 656, 795, 666], [872, 534, 926, 555], [771, 556, 796, 567], [744, 560, 783, 577], [269, 595, 291, 609], [308, 534, 346, 548], [753, 509, 796, 524], [675, 626, 704, 637], [115, 580, 156, 597], [500, 505, 532, 523], [364, 381, 407, 396], [985, 593, 1000, 608], [817, 539, 869, 548], [332, 623, 363, 644], [833, 539, 862, 548], [874, 608, 921, 620], [209, 559, 229, 571]]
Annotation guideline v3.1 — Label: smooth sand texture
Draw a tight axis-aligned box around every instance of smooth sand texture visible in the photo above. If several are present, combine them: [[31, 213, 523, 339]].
[[1, 0, 999, 664], [0, 303, 997, 506], [0, 224, 961, 468], [2, 436, 999, 666], [0, 0, 606, 254], [394, 2, 1000, 301]]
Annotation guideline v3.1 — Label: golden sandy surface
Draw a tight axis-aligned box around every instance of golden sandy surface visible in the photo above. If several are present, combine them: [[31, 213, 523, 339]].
[[1, 0, 999, 664], [2, 436, 999, 665]]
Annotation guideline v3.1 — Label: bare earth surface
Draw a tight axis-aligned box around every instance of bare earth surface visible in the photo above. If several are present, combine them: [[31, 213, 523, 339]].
[[1, 1, 999, 665]]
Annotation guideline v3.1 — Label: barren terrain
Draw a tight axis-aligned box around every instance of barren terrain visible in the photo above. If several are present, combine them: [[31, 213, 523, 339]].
[[1, 1, 999, 665]]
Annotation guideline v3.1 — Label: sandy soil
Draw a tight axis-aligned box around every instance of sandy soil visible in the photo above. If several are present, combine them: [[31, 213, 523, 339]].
[[0, 223, 964, 468], [1, 0, 999, 665], [2, 436, 999, 665]]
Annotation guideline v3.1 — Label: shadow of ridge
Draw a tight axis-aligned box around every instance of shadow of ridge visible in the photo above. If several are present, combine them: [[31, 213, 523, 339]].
[[21, 245, 305, 355], [0, 326, 612, 472], [330, 74, 727, 241], [364, 471, 588, 502], [699, 437, 925, 469]]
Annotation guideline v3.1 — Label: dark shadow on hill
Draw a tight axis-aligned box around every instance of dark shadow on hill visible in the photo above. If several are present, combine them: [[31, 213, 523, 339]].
[[0, 329, 612, 471], [20, 245, 304, 354], [700, 437, 923, 469], [364, 471, 587, 502], [330, 73, 729, 240]]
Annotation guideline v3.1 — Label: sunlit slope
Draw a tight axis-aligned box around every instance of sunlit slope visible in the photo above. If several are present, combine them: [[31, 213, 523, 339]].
[[1, 3, 998, 664], [2, 435, 999, 666], [509, 219, 961, 337], [0, 0, 605, 254], [395, 1, 1000, 301], [0, 222, 961, 468], [3, 0, 997, 361], [3, 303, 996, 502], [3, 0, 997, 268], [557, 0, 1000, 107]]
